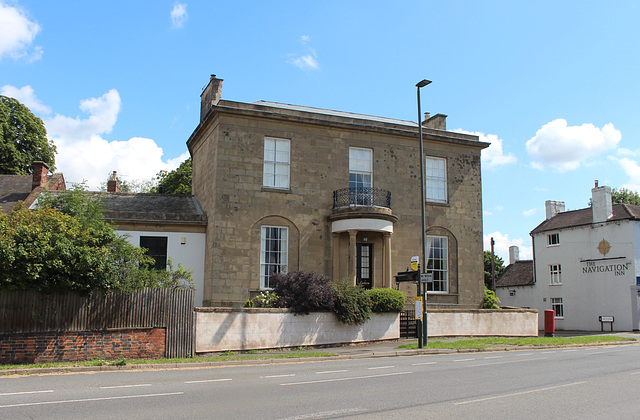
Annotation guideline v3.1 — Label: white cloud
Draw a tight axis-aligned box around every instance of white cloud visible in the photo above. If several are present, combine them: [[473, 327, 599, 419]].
[[300, 35, 310, 43], [484, 231, 532, 263], [1, 84, 51, 114], [170, 3, 188, 29], [0, 2, 42, 61], [522, 208, 537, 217], [290, 54, 319, 71], [455, 129, 516, 169], [610, 157, 640, 193], [525, 118, 621, 172], [1, 86, 185, 189]]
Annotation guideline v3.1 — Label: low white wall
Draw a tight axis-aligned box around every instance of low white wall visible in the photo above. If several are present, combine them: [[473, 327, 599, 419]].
[[195, 309, 399, 353], [427, 309, 538, 337]]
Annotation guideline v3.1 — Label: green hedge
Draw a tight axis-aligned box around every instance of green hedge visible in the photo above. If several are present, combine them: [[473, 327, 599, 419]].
[[366, 288, 405, 312]]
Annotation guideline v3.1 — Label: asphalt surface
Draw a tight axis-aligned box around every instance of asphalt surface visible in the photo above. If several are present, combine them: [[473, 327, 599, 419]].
[[2, 331, 638, 377]]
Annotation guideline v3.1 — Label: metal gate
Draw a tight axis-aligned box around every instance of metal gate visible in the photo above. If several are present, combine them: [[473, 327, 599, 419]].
[[400, 310, 418, 338]]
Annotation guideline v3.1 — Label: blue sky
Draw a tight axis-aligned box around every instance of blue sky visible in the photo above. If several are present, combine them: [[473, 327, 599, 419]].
[[2, 0, 639, 263]]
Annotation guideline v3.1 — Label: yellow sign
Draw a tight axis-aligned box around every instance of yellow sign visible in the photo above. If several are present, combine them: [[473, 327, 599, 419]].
[[411, 261, 418, 271]]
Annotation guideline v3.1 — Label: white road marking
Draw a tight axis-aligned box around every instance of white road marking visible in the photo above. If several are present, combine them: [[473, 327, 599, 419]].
[[184, 378, 233, 384], [455, 381, 586, 405], [316, 370, 348, 374], [262, 374, 296, 378], [412, 361, 437, 366], [368, 366, 394, 370], [469, 357, 547, 367], [281, 371, 413, 386], [280, 408, 368, 419], [453, 358, 476, 362], [0, 392, 183, 409], [0, 390, 53, 397], [100, 384, 151, 389]]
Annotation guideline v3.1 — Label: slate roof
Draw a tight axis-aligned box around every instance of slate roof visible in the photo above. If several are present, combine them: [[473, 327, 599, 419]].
[[0, 174, 32, 214], [530, 204, 640, 235], [495, 260, 534, 287], [87, 192, 207, 224]]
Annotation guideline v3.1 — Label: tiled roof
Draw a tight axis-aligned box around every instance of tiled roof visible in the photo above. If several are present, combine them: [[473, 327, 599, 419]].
[[530, 204, 640, 235], [0, 174, 32, 214], [89, 192, 206, 223], [495, 260, 534, 287]]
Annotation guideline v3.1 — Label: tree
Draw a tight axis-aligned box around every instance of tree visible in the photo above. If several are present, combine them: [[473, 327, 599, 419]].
[[0, 186, 192, 294], [483, 250, 506, 289], [611, 188, 640, 205], [0, 95, 56, 174], [151, 157, 192, 194]]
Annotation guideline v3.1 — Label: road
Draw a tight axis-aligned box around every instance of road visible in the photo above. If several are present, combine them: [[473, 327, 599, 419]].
[[2, 343, 640, 419]]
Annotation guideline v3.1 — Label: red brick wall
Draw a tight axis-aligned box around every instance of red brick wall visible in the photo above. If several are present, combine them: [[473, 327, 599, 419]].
[[0, 328, 166, 364]]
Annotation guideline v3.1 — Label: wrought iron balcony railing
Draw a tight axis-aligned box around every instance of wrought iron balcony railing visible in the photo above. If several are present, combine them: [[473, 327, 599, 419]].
[[333, 187, 392, 210]]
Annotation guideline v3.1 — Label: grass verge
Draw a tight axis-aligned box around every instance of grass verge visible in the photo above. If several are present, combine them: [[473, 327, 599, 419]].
[[396, 335, 637, 350], [0, 351, 338, 372]]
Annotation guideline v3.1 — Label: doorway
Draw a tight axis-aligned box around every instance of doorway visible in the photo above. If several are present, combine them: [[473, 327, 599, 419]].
[[356, 243, 373, 289]]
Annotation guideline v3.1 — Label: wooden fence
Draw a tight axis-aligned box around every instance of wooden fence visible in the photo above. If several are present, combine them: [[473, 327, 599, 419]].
[[0, 288, 194, 358]]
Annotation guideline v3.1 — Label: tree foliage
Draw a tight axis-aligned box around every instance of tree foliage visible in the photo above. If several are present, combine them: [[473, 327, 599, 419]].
[[271, 271, 336, 315], [0, 95, 56, 175], [151, 157, 192, 194], [0, 186, 193, 294], [484, 250, 506, 289], [611, 188, 640, 206], [332, 280, 373, 325]]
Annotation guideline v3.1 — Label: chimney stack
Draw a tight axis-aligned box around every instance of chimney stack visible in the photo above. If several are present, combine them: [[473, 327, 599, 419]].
[[509, 246, 520, 265], [591, 182, 612, 223], [200, 74, 224, 122], [107, 171, 119, 193], [31, 161, 49, 190], [545, 200, 565, 220]]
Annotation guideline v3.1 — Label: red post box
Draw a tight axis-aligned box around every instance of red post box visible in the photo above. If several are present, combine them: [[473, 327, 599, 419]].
[[544, 309, 555, 337]]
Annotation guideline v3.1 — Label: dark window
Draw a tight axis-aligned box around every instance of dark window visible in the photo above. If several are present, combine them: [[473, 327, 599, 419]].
[[140, 236, 168, 270]]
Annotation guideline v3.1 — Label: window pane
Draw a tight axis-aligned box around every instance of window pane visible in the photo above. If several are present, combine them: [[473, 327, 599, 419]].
[[260, 226, 289, 289], [263, 138, 290, 189], [140, 236, 168, 271]]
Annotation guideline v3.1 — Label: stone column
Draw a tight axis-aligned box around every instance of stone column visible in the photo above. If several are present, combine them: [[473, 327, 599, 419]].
[[348, 230, 357, 285], [383, 232, 392, 288], [332, 232, 341, 281]]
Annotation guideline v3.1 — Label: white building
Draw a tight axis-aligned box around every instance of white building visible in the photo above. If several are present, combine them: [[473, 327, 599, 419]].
[[497, 183, 640, 331]]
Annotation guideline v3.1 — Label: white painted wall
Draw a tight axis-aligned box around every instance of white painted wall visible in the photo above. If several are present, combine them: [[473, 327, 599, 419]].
[[502, 219, 639, 331], [117, 230, 206, 307]]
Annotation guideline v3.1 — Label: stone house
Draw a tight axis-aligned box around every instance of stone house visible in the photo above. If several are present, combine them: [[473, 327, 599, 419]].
[[187, 75, 489, 308]]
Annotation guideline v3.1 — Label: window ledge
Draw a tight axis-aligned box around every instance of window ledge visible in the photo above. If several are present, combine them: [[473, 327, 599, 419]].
[[549, 283, 562, 286], [262, 187, 292, 194]]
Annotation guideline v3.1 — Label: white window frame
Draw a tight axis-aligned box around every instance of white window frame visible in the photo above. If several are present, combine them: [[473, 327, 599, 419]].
[[548, 233, 560, 246], [349, 147, 373, 206], [551, 297, 564, 318], [425, 156, 447, 203], [426, 235, 448, 293], [263, 137, 290, 189], [260, 226, 289, 289], [549, 264, 562, 285]]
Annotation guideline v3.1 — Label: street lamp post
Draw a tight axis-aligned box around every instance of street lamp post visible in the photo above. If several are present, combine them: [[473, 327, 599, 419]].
[[416, 79, 431, 347]]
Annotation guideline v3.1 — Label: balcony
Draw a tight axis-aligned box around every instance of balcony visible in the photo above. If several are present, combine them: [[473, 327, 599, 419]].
[[330, 187, 396, 232], [332, 187, 392, 210]]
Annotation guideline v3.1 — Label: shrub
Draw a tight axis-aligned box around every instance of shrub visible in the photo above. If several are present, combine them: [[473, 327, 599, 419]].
[[271, 271, 336, 315], [243, 291, 281, 308], [332, 280, 372, 325], [367, 288, 405, 312], [482, 286, 500, 309]]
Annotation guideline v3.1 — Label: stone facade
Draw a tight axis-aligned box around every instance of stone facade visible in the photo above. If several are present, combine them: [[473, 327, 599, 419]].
[[188, 76, 489, 308]]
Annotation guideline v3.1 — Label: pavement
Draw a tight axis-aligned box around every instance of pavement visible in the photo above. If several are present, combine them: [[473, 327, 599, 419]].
[[2, 332, 638, 376]]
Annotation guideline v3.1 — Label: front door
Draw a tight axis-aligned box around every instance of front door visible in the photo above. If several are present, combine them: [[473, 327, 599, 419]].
[[356, 243, 373, 289]]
